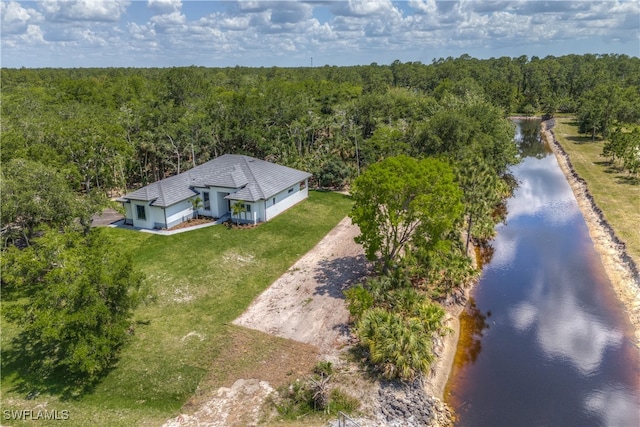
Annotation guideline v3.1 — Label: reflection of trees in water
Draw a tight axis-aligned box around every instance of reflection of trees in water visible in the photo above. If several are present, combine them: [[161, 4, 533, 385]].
[[474, 241, 495, 270], [516, 120, 550, 159], [455, 298, 491, 368]]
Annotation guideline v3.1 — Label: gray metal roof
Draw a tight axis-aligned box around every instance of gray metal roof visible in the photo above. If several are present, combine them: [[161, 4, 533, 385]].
[[121, 154, 311, 207]]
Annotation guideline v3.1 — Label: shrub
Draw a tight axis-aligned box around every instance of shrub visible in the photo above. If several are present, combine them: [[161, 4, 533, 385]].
[[356, 307, 441, 380], [328, 388, 360, 414], [313, 360, 334, 377], [344, 285, 374, 320], [271, 376, 360, 419]]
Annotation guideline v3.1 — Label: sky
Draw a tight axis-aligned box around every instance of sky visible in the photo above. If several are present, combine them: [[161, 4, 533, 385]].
[[1, 0, 639, 68]]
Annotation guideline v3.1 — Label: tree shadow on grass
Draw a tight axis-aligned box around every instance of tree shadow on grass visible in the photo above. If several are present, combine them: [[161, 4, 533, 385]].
[[566, 135, 602, 144], [313, 255, 371, 299], [593, 160, 621, 175], [616, 175, 640, 186], [592, 161, 639, 185], [1, 337, 113, 401]]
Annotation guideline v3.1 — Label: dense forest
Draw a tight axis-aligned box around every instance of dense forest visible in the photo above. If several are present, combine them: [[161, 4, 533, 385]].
[[2, 54, 639, 195], [2, 54, 639, 388]]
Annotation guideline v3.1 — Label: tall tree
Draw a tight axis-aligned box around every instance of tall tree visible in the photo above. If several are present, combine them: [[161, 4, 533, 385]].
[[2, 229, 145, 394], [349, 155, 463, 273], [456, 158, 505, 252], [0, 159, 100, 246]]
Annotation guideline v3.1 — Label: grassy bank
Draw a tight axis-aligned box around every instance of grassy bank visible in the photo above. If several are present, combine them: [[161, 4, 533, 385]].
[[1, 191, 353, 426], [552, 118, 640, 266]]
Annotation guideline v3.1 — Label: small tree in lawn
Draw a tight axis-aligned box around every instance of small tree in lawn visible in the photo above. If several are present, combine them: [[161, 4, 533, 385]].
[[231, 201, 246, 226], [189, 196, 203, 219]]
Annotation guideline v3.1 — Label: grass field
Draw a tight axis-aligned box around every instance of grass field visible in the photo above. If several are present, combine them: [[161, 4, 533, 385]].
[[0, 191, 353, 426], [552, 118, 640, 266]]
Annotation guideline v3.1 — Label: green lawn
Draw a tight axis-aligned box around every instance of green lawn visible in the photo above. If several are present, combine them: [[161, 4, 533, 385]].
[[553, 118, 640, 266], [1, 191, 353, 426]]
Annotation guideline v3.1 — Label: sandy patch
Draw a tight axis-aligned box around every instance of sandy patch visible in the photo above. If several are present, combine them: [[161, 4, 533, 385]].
[[233, 216, 371, 357], [163, 379, 274, 427]]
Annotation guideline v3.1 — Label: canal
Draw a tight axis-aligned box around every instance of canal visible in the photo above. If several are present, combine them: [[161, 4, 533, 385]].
[[445, 119, 640, 426]]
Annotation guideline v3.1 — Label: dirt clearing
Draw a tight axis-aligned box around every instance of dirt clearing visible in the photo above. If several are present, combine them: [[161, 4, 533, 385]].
[[163, 216, 372, 427], [233, 216, 371, 357]]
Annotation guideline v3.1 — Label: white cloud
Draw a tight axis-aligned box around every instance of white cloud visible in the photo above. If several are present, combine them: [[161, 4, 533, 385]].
[[1, 1, 42, 35], [41, 0, 130, 22], [1, 0, 638, 68], [1, 23, 47, 48], [408, 0, 437, 15], [507, 155, 581, 225], [151, 10, 186, 28], [348, 0, 397, 16], [147, 0, 181, 14], [507, 260, 624, 376]]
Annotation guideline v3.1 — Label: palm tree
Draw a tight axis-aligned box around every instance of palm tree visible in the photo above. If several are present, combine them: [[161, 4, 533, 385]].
[[189, 197, 203, 219], [308, 373, 332, 412], [357, 308, 435, 380], [231, 202, 246, 226]]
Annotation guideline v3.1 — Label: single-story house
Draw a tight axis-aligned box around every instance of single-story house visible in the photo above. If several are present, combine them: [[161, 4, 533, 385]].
[[118, 154, 312, 230]]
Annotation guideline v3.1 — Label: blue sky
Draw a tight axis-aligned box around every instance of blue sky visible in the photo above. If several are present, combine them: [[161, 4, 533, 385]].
[[1, 1, 639, 68]]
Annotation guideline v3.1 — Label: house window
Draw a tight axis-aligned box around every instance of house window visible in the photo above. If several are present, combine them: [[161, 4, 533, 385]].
[[245, 204, 251, 213], [273, 198, 276, 205], [288, 188, 294, 194], [136, 205, 146, 220], [203, 192, 210, 210]]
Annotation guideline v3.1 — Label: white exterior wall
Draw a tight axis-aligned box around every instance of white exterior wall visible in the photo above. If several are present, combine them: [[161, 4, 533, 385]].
[[193, 186, 235, 218], [126, 199, 193, 229], [164, 200, 193, 229], [265, 181, 309, 221], [230, 201, 259, 224], [150, 206, 166, 228], [255, 201, 267, 223], [130, 201, 154, 229], [123, 203, 133, 225]]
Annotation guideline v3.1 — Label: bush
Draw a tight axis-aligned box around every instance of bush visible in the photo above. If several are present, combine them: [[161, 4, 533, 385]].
[[273, 379, 314, 419], [328, 388, 360, 414], [344, 285, 374, 320], [271, 374, 360, 419], [313, 360, 334, 377], [2, 229, 145, 395], [356, 306, 443, 380]]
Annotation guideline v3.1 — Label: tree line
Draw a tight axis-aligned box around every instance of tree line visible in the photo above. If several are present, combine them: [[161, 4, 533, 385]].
[[2, 53, 639, 390], [2, 54, 639, 195]]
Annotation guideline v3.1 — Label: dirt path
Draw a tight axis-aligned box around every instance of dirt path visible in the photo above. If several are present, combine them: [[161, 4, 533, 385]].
[[233, 216, 371, 357]]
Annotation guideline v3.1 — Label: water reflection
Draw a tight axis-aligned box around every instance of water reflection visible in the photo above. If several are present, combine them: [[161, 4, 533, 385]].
[[508, 154, 581, 225], [515, 119, 550, 159], [447, 119, 640, 426], [584, 386, 640, 427], [510, 267, 624, 375], [456, 299, 491, 367]]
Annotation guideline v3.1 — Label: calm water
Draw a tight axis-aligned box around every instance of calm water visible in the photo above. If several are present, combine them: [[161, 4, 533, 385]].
[[445, 120, 640, 427]]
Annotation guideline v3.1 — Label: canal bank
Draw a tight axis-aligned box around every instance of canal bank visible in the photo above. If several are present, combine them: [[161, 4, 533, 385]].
[[542, 119, 640, 346], [444, 118, 640, 426]]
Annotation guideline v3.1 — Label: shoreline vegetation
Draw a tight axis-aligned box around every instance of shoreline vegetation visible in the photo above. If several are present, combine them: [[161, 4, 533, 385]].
[[427, 115, 640, 413]]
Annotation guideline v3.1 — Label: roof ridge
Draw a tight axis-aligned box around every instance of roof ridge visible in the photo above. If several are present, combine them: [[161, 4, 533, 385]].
[[241, 155, 266, 200]]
